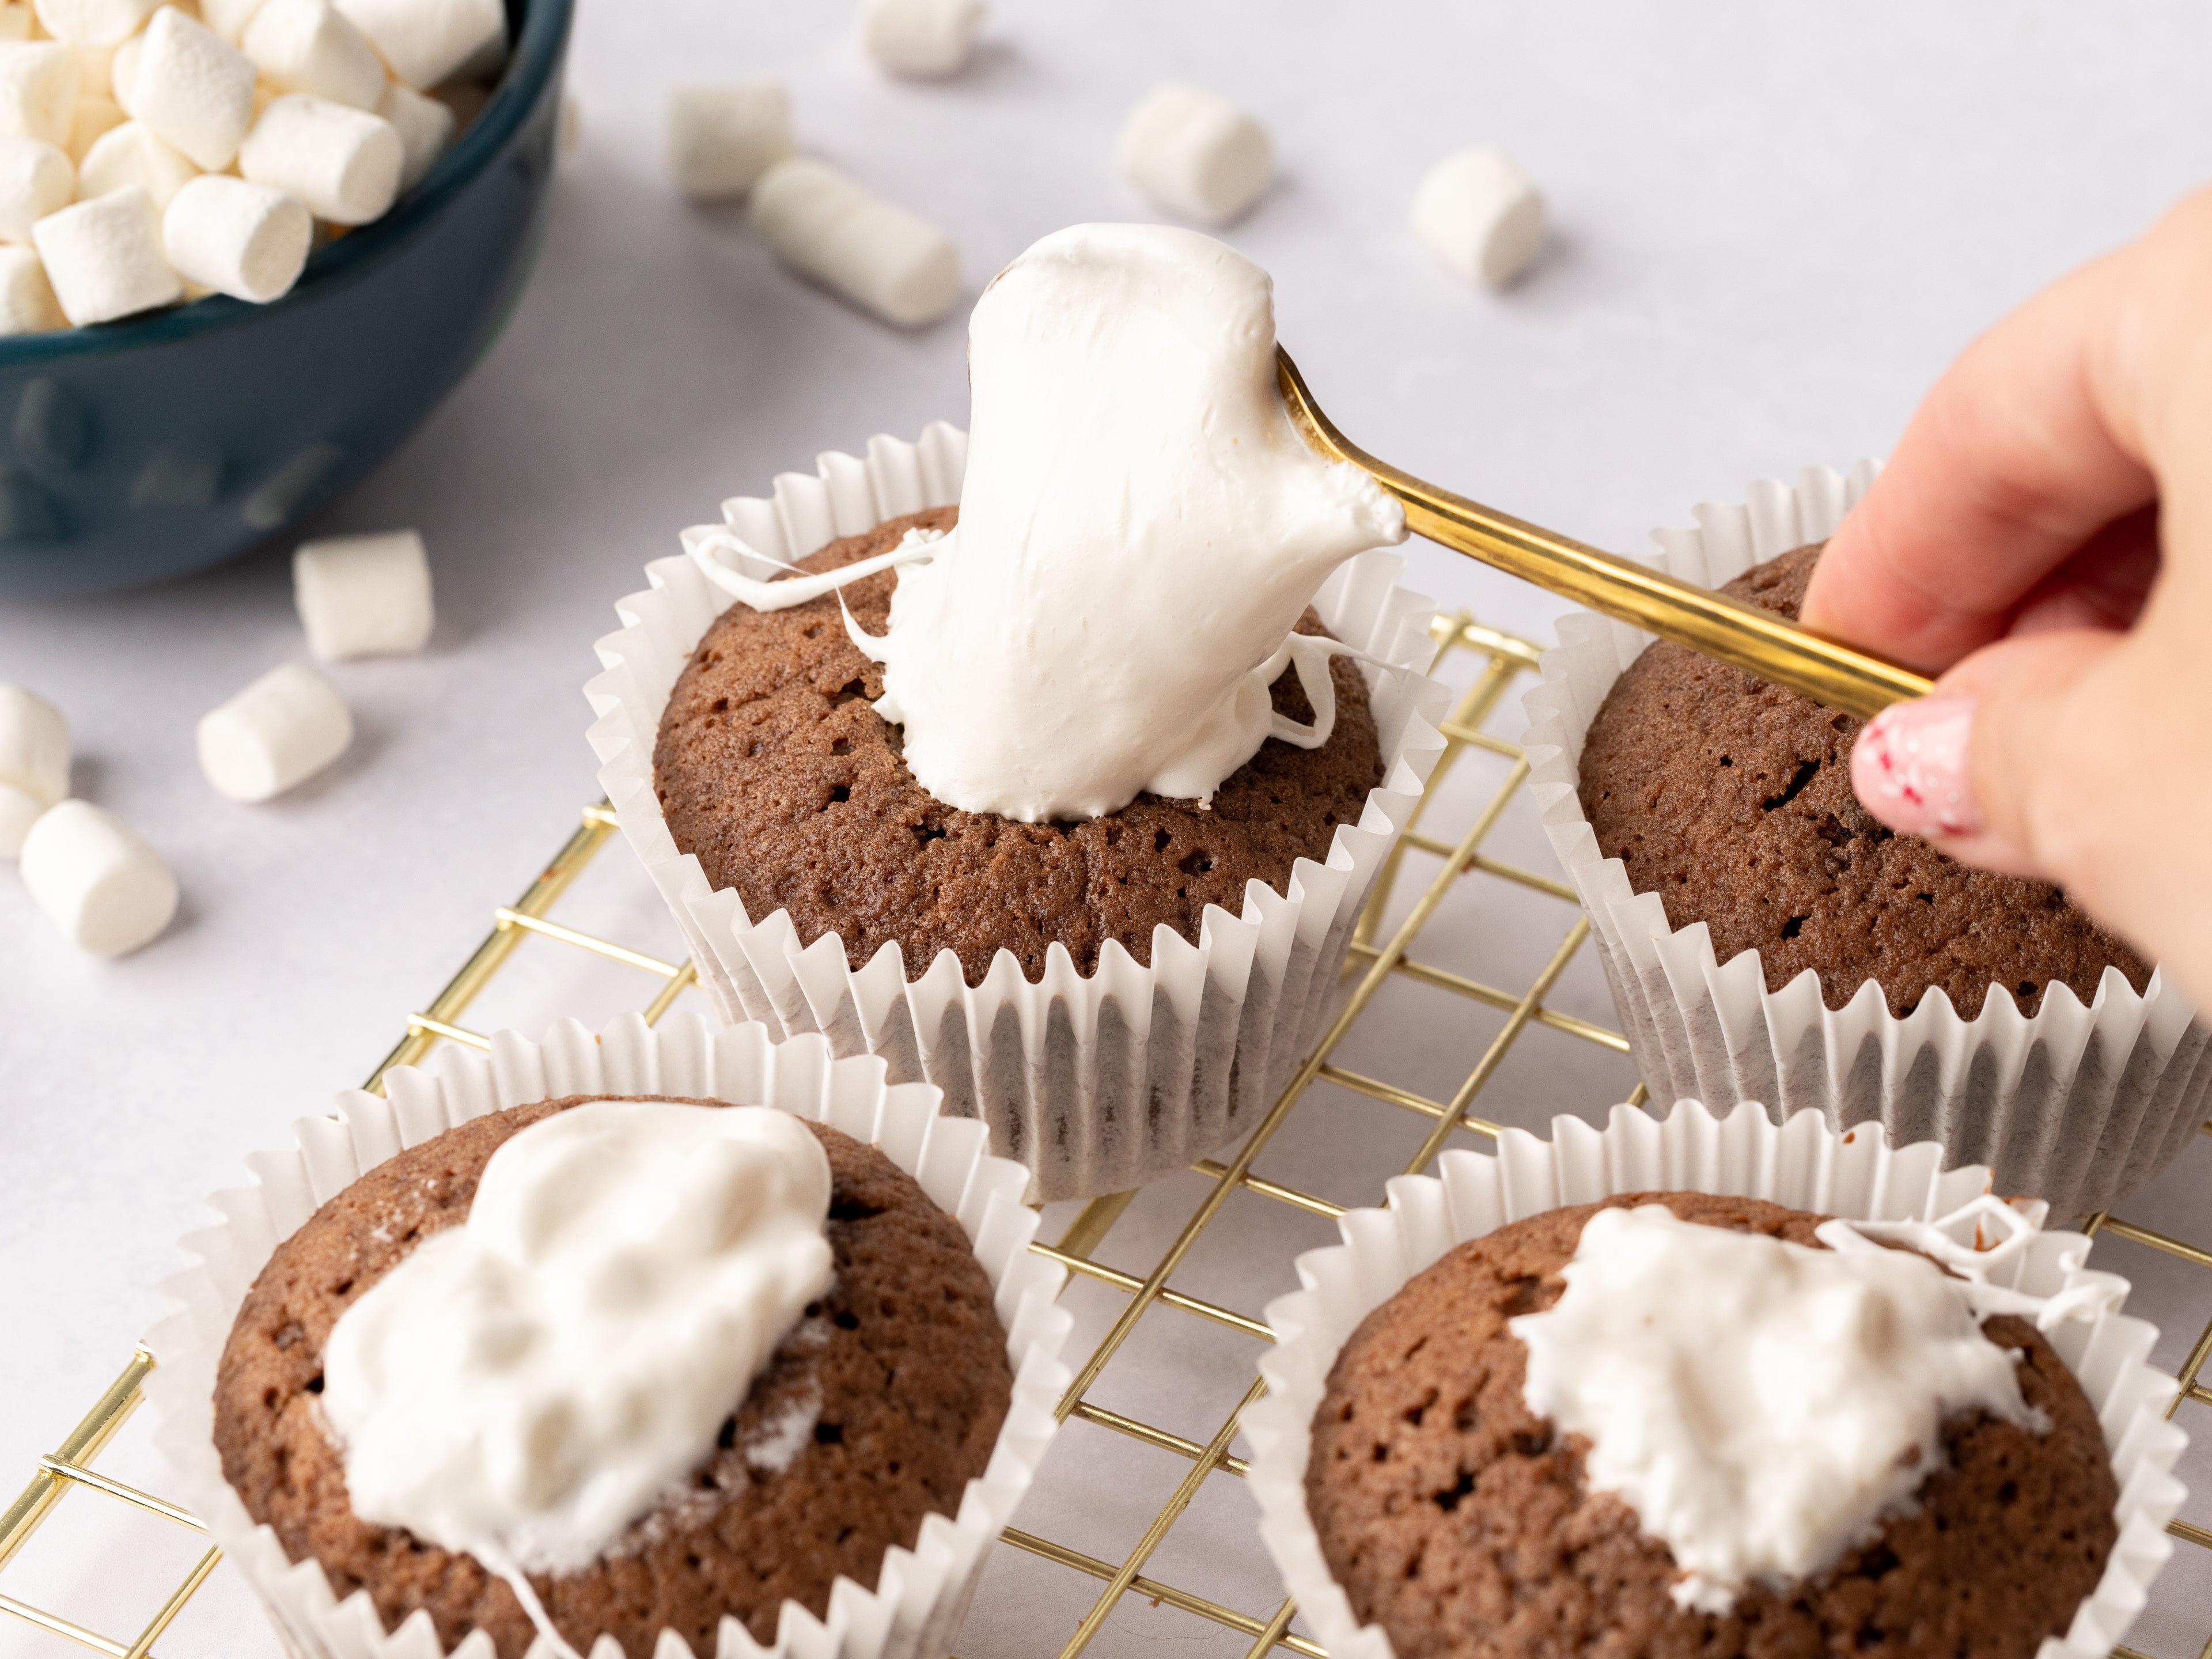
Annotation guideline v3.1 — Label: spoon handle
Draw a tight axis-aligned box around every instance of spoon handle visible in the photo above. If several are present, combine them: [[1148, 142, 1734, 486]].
[[1276, 348, 1933, 721]]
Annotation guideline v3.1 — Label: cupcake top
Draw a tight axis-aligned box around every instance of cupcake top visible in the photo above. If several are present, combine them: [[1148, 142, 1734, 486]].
[[655, 505, 1385, 986], [1577, 542, 2149, 1016], [1306, 1192, 2118, 1659], [214, 1094, 1012, 1658]]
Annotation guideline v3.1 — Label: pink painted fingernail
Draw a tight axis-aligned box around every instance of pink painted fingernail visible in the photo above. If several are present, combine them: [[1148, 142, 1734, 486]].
[[1852, 696, 1983, 838]]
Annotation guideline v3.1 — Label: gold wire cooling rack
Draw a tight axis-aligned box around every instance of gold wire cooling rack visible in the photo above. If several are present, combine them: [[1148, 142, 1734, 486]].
[[5, 611, 2209, 1659]]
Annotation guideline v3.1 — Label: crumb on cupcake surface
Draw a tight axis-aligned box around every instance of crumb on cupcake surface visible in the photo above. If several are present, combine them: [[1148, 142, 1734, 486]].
[[213, 1097, 1012, 1659], [1306, 1191, 2118, 1659], [1576, 542, 2149, 1016], [652, 507, 1387, 987]]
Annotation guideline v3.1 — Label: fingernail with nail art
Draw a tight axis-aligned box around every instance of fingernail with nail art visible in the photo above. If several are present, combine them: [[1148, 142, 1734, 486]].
[[1851, 695, 1983, 839]]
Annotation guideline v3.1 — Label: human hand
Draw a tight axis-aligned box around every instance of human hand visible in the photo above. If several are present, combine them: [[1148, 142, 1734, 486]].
[[1800, 186, 2212, 1008]]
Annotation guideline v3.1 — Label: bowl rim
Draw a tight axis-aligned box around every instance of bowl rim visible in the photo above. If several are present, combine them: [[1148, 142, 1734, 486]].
[[0, 0, 574, 369]]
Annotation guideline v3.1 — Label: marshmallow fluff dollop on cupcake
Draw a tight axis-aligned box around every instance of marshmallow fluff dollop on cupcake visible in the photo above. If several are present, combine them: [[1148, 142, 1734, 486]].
[[1306, 1194, 2121, 1659], [656, 222, 1416, 987]]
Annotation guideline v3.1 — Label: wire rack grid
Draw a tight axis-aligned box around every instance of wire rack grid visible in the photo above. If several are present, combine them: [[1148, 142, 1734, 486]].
[[3, 609, 2208, 1659]]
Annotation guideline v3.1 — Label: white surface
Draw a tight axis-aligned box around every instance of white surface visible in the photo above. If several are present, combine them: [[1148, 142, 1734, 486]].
[[1, 3, 2209, 1656]]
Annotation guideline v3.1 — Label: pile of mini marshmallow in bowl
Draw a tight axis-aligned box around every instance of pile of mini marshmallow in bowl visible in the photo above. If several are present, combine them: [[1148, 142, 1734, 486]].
[[671, 0, 1550, 330], [0, 0, 504, 331]]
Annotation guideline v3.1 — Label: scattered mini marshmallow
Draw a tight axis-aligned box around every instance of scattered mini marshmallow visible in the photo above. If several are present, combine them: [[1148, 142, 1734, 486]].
[[664, 79, 788, 201], [77, 118, 196, 206], [20, 797, 177, 953], [241, 0, 381, 110], [66, 89, 123, 158], [0, 241, 61, 329], [197, 661, 351, 801], [131, 7, 255, 169], [374, 74, 446, 187], [32, 183, 179, 321], [0, 681, 67, 855], [33, 0, 157, 46], [200, 0, 263, 41], [1410, 145, 1545, 288], [748, 155, 958, 327], [1116, 83, 1271, 225], [332, 0, 500, 89], [859, 0, 983, 79], [294, 527, 430, 658], [162, 171, 305, 298], [0, 132, 69, 238], [0, 42, 80, 146], [237, 91, 395, 221]]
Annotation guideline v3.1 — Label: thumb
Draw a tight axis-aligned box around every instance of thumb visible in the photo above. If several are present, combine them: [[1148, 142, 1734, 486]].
[[1849, 628, 2194, 963]]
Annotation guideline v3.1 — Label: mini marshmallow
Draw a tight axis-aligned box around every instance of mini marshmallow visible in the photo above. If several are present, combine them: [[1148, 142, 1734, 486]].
[[34, 0, 157, 44], [237, 91, 395, 222], [374, 73, 445, 187], [1116, 83, 1271, 225], [331, 0, 499, 89], [78, 118, 195, 205], [20, 797, 177, 953], [748, 156, 959, 327], [162, 172, 305, 299], [0, 132, 69, 237], [1410, 145, 1545, 288], [131, 7, 254, 169], [199, 0, 263, 41], [242, 0, 380, 109], [859, 0, 983, 79], [196, 660, 350, 801], [66, 90, 122, 158], [293, 527, 430, 658], [108, 27, 136, 110], [0, 41, 79, 146], [32, 183, 180, 321], [664, 79, 789, 201], [0, 242, 62, 330], [0, 680, 66, 853]]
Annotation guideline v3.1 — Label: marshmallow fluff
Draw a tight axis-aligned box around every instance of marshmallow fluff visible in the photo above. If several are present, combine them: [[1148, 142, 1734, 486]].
[[320, 1100, 835, 1576], [838, 224, 1403, 821], [1511, 1205, 2042, 1613]]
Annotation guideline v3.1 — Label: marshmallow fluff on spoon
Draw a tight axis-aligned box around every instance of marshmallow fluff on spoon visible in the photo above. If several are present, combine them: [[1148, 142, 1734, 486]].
[[694, 222, 1407, 823]]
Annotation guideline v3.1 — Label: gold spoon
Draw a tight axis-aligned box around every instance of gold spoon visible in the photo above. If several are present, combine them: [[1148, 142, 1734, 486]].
[[1276, 347, 1933, 720]]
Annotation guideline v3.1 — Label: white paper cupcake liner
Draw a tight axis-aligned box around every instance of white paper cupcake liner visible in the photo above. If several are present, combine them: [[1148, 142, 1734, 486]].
[[1244, 1096, 2190, 1659], [1520, 465, 2212, 1219], [145, 1010, 1075, 1659], [584, 424, 1450, 1203]]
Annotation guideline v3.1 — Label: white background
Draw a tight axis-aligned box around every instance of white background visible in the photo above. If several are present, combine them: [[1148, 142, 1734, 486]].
[[3, 2, 2211, 1655]]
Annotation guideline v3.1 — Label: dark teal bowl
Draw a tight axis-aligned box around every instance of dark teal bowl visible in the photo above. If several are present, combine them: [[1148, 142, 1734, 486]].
[[0, 0, 571, 597]]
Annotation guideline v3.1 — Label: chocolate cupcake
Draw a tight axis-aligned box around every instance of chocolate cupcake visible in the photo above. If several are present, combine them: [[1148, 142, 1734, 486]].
[[1524, 468, 2210, 1218], [214, 1099, 1010, 1658], [1244, 1097, 2187, 1659], [589, 426, 1446, 1201], [1306, 1192, 2114, 1659], [148, 1014, 1073, 1659]]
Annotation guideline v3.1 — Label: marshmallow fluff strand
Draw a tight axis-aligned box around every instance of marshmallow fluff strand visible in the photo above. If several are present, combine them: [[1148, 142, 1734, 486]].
[[162, 173, 309, 301], [747, 154, 959, 327], [0, 681, 67, 857], [196, 661, 352, 801], [1411, 145, 1546, 288], [664, 78, 790, 201], [1116, 84, 1273, 225], [20, 797, 177, 954], [859, 0, 984, 79]]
